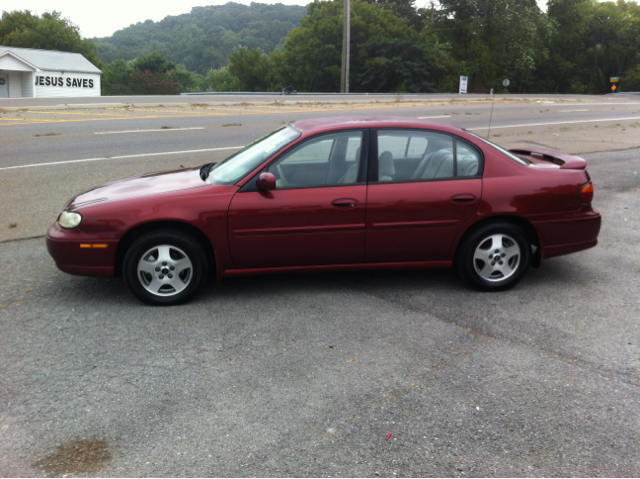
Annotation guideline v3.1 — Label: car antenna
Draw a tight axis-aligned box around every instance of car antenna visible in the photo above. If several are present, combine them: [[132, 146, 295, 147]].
[[487, 88, 495, 140]]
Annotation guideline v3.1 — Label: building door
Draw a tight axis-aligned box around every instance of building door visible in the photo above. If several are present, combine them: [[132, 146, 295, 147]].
[[0, 73, 8, 98]]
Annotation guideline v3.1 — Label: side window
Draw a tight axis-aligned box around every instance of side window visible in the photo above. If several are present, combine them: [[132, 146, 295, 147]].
[[378, 132, 409, 159], [376, 130, 482, 183], [407, 137, 428, 157], [456, 140, 481, 177], [284, 138, 333, 163], [345, 136, 361, 163], [378, 130, 454, 183], [268, 131, 363, 189]]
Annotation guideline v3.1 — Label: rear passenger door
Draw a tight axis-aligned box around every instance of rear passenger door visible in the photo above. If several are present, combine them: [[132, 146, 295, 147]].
[[365, 129, 483, 263]]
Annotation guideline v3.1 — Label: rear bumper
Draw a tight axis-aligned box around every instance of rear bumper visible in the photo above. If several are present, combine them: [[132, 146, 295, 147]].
[[46, 224, 117, 277], [530, 209, 601, 260]]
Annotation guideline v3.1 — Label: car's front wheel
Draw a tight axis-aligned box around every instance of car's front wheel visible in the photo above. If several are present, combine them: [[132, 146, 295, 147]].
[[123, 229, 208, 305], [456, 222, 531, 291]]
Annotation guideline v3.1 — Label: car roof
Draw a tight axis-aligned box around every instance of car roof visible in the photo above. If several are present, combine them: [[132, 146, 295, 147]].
[[290, 116, 466, 136]]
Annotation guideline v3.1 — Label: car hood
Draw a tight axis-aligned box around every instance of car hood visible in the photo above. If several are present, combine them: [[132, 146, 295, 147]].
[[66, 167, 208, 210]]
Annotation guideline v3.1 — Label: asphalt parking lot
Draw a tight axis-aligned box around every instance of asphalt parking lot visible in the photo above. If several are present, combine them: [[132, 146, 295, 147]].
[[1, 142, 639, 476], [1, 96, 640, 476]]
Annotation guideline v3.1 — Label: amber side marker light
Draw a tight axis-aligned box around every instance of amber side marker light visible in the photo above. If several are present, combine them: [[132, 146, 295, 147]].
[[80, 244, 108, 248], [580, 182, 594, 203]]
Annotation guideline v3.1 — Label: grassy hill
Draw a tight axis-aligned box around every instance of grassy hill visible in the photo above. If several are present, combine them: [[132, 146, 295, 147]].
[[94, 2, 308, 74]]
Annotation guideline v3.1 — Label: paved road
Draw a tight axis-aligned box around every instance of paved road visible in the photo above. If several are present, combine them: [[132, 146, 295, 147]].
[[1, 95, 639, 169], [0, 147, 638, 477]]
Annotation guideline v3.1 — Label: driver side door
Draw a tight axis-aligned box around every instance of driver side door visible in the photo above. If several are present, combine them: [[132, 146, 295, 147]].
[[227, 130, 368, 269]]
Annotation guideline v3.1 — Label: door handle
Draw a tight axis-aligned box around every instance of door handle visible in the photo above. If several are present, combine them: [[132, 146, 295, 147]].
[[332, 198, 358, 208], [451, 194, 476, 203]]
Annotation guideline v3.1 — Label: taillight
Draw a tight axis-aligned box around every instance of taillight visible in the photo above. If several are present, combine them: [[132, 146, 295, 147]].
[[580, 182, 594, 203]]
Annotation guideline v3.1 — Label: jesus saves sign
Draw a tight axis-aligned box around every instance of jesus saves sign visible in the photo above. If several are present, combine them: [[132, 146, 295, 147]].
[[35, 75, 95, 88]]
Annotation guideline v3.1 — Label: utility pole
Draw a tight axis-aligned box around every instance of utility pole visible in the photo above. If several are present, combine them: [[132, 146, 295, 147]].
[[340, 0, 350, 93], [430, 1, 434, 26]]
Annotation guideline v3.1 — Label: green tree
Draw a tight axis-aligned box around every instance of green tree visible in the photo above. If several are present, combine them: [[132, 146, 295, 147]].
[[132, 51, 176, 72], [101, 58, 133, 95], [583, 0, 640, 93], [434, 0, 554, 92], [0, 10, 102, 68], [200, 67, 240, 92], [358, 38, 435, 92], [530, 0, 591, 92], [621, 62, 640, 91], [228, 47, 271, 91], [101, 52, 201, 95], [266, 0, 436, 92], [93, 3, 307, 75], [533, 0, 640, 94], [364, 0, 425, 31]]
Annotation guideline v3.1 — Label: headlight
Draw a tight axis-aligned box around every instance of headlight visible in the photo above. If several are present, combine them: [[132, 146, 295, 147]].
[[59, 211, 82, 229]]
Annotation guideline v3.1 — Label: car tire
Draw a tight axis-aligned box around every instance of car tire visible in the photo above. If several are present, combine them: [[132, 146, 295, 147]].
[[123, 229, 208, 306], [456, 222, 531, 291]]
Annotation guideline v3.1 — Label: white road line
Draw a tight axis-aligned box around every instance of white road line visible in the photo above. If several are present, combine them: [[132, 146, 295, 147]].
[[417, 115, 451, 119], [0, 146, 244, 171], [94, 126, 204, 135], [558, 109, 589, 112], [468, 116, 640, 131], [94, 127, 205, 135]]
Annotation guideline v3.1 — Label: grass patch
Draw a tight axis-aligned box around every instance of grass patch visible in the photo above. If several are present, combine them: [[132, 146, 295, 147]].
[[34, 133, 60, 137], [160, 126, 178, 129], [222, 123, 242, 127]]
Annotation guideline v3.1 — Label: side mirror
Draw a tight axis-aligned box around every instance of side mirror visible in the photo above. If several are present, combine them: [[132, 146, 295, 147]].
[[256, 172, 276, 191]]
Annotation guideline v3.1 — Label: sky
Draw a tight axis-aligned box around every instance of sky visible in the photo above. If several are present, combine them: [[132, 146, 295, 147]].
[[3, 0, 550, 39]]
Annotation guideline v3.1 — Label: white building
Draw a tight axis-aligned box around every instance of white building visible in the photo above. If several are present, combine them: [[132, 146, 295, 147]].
[[0, 46, 102, 98]]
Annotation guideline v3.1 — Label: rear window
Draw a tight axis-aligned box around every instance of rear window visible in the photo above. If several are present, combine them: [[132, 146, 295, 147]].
[[466, 131, 530, 165]]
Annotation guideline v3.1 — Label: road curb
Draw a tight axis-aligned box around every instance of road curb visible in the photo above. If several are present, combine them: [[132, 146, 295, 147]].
[[0, 94, 611, 112], [0, 103, 130, 111]]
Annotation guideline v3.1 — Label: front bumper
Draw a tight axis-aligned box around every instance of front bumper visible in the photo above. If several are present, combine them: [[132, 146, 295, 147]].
[[46, 223, 118, 277]]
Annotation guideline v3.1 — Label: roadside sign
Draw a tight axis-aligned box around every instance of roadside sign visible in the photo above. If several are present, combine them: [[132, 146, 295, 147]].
[[459, 76, 468, 94], [502, 79, 510, 87], [611, 84, 617, 91], [610, 77, 619, 82]]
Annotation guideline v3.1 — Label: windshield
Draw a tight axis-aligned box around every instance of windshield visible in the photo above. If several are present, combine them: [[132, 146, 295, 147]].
[[466, 131, 530, 165], [205, 126, 301, 185]]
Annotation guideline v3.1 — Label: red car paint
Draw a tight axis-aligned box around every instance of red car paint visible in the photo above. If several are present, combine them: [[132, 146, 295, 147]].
[[46, 117, 601, 284]]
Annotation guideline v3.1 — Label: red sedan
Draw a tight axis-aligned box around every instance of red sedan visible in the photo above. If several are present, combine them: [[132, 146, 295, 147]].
[[46, 117, 601, 305]]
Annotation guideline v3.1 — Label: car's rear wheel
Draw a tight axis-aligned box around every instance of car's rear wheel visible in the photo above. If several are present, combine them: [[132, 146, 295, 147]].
[[456, 222, 531, 291], [123, 229, 208, 306]]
